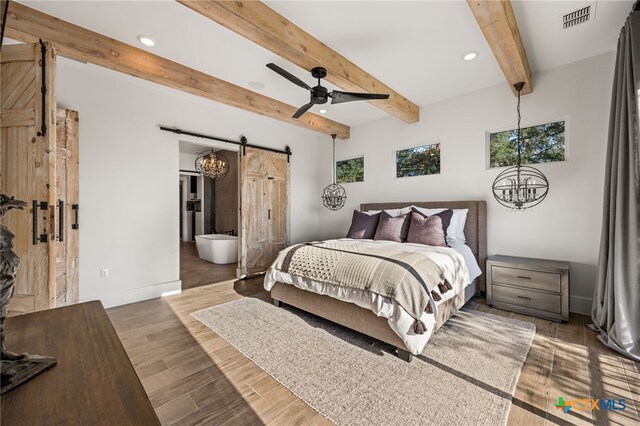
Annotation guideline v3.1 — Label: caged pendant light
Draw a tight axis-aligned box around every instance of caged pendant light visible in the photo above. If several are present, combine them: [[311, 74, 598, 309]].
[[492, 82, 549, 210], [195, 148, 229, 180], [322, 134, 347, 211]]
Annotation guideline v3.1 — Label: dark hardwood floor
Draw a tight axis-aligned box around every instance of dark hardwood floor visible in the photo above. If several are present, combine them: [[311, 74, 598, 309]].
[[107, 278, 640, 425], [180, 241, 236, 290]]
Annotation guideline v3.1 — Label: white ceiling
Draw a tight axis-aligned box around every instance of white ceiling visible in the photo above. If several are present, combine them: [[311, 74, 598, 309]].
[[22, 0, 632, 127]]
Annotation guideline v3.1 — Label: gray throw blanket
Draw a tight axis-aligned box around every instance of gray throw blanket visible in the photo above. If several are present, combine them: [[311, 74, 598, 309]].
[[275, 242, 453, 334]]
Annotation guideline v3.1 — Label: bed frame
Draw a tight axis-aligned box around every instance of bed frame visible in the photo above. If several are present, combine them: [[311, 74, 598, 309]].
[[271, 200, 487, 362]]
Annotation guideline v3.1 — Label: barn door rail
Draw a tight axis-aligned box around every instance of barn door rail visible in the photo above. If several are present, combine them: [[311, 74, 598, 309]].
[[36, 39, 47, 137], [159, 126, 292, 162]]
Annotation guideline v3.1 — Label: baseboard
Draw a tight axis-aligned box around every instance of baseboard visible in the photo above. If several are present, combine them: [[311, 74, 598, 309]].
[[570, 295, 592, 316], [80, 280, 182, 309]]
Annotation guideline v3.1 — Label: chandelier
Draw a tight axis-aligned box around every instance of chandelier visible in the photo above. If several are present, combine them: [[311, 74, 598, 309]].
[[195, 149, 229, 180], [492, 82, 549, 210], [321, 134, 347, 211]]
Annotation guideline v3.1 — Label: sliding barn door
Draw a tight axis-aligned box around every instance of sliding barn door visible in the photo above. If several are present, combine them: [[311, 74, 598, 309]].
[[1, 42, 57, 315], [239, 147, 289, 277], [55, 108, 80, 306], [266, 151, 289, 260]]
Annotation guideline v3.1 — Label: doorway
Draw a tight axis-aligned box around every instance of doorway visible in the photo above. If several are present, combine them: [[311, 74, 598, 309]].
[[178, 140, 239, 290]]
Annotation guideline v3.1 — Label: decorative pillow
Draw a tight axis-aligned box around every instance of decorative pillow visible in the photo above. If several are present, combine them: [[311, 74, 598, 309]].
[[411, 206, 468, 244], [346, 210, 380, 239], [374, 211, 409, 243], [406, 208, 454, 246]]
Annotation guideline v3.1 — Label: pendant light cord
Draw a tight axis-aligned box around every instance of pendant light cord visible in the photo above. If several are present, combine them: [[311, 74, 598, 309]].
[[331, 134, 337, 184], [516, 85, 522, 167]]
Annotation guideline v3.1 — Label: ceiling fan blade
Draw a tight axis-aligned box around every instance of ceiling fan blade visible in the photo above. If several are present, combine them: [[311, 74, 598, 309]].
[[266, 63, 311, 90], [292, 102, 314, 119], [330, 91, 390, 105]]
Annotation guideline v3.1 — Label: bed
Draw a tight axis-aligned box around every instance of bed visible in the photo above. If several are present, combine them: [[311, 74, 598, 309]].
[[264, 200, 487, 362]]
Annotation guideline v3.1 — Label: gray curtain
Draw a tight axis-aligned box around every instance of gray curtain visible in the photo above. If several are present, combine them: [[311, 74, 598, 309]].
[[591, 10, 640, 362]]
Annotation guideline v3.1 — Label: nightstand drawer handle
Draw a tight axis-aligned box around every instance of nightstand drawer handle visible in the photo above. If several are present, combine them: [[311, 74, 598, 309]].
[[517, 276, 531, 280], [517, 295, 532, 301]]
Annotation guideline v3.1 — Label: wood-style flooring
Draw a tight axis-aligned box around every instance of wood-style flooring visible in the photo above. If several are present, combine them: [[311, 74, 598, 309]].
[[107, 278, 640, 425], [180, 242, 236, 290]]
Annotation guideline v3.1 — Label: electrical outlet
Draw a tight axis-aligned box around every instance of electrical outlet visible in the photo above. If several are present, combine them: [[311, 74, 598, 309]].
[[100, 269, 109, 279]]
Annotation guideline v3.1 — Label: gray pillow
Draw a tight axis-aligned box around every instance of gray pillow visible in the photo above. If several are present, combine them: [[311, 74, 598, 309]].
[[406, 209, 453, 246], [346, 210, 380, 239], [374, 211, 409, 243]]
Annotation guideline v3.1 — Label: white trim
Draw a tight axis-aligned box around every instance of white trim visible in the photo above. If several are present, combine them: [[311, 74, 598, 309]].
[[570, 295, 592, 316], [80, 280, 182, 309]]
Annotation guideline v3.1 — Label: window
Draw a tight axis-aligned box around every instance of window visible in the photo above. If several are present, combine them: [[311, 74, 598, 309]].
[[489, 120, 566, 168], [395, 143, 441, 178], [336, 156, 364, 184]]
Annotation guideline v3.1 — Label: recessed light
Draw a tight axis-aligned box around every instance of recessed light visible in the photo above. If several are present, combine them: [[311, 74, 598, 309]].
[[248, 81, 266, 90], [463, 51, 478, 61], [137, 35, 156, 47], [319, 109, 327, 114]]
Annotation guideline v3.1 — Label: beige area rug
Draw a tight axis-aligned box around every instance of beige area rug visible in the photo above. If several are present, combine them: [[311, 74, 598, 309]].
[[192, 297, 535, 426]]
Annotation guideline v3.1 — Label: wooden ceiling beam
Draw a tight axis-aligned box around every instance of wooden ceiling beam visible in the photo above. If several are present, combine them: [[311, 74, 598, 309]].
[[3, 2, 350, 139], [177, 0, 420, 124], [467, 0, 533, 95]]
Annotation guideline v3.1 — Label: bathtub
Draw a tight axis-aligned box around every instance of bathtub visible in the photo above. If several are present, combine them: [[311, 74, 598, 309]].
[[195, 234, 238, 265]]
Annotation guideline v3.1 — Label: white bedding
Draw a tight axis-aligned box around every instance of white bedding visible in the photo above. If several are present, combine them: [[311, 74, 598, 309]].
[[264, 238, 481, 355]]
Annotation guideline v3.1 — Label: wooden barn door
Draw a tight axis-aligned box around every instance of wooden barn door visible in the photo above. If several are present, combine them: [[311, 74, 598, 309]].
[[239, 147, 289, 277], [1, 42, 57, 315], [55, 108, 80, 307], [2, 43, 79, 315]]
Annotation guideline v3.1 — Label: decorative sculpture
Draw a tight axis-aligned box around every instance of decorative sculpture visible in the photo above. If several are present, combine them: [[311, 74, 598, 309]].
[[1, 194, 56, 394]]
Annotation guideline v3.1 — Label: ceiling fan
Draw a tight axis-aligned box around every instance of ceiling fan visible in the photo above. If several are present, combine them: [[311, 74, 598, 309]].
[[266, 63, 390, 119]]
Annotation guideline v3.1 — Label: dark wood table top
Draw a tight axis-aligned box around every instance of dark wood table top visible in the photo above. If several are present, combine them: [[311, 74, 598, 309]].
[[1, 301, 160, 425]]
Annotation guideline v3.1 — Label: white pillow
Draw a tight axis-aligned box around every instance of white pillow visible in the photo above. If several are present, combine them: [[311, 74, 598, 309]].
[[363, 206, 412, 217], [411, 206, 468, 244]]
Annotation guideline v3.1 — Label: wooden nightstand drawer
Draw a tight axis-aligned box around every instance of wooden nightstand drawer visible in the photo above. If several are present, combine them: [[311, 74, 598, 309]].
[[492, 284, 562, 314], [491, 265, 561, 293]]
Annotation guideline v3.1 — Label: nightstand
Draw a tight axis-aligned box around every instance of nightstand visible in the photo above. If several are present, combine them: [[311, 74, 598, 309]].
[[486, 255, 569, 322]]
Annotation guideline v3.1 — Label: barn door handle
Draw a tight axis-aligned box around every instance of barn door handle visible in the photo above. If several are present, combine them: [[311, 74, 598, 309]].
[[58, 200, 64, 242], [71, 204, 79, 230], [32, 200, 48, 245], [268, 209, 271, 220]]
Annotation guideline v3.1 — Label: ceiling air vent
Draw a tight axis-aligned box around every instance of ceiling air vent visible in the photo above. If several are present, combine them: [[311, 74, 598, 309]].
[[561, 3, 596, 29]]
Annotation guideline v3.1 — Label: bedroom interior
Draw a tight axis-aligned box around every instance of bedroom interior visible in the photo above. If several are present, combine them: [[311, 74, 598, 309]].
[[0, 0, 639, 425]]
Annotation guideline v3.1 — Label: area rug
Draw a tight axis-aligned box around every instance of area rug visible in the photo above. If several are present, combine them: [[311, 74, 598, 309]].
[[192, 297, 535, 426]]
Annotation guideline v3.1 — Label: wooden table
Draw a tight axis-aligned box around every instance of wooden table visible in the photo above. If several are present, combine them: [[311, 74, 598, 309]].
[[1, 301, 160, 425]]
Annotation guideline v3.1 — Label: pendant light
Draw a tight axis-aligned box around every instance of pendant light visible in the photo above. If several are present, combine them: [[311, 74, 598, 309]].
[[321, 134, 347, 211], [492, 82, 549, 210], [195, 148, 229, 180]]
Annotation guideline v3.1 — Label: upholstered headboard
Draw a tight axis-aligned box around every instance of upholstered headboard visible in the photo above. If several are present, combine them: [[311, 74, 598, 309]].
[[359, 200, 487, 293]]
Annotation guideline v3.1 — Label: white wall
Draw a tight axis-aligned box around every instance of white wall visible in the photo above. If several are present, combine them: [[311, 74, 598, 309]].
[[56, 58, 323, 308], [317, 52, 615, 314]]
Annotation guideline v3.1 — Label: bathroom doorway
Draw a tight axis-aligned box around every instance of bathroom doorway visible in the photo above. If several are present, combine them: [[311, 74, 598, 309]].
[[178, 140, 239, 290]]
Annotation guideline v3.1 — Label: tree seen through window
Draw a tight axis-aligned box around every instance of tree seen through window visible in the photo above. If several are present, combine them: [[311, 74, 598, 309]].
[[489, 121, 565, 168], [395, 143, 441, 178]]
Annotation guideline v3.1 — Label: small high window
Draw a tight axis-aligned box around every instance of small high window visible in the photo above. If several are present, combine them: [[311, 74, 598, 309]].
[[488, 120, 566, 168], [336, 157, 364, 184], [395, 143, 441, 178]]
